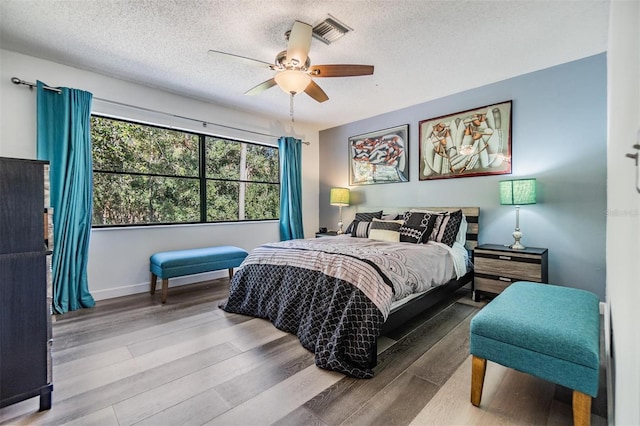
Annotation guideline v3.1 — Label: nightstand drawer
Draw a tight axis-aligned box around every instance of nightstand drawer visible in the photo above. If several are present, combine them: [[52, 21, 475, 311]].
[[472, 244, 548, 300], [474, 276, 513, 294], [474, 256, 543, 282]]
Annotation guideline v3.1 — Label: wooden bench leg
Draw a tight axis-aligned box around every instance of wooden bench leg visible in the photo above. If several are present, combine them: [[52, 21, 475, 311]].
[[150, 273, 157, 295], [228, 268, 234, 280], [471, 355, 487, 407], [573, 390, 591, 426], [161, 278, 169, 304]]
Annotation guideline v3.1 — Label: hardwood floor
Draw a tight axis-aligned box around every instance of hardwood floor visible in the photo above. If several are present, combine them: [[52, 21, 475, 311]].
[[0, 278, 607, 425]]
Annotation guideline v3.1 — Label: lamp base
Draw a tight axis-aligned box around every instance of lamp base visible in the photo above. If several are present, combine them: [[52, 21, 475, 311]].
[[509, 230, 525, 250], [337, 221, 344, 235]]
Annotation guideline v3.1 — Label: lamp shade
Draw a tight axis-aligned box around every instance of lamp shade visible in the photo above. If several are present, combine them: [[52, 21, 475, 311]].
[[330, 187, 350, 206], [500, 179, 537, 205], [274, 70, 312, 94]]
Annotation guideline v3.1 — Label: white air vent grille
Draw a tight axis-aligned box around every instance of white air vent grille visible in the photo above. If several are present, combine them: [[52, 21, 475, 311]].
[[312, 15, 352, 45]]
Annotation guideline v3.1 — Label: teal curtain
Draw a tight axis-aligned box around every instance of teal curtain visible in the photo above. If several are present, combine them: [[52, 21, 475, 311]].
[[37, 81, 96, 314], [278, 136, 304, 240]]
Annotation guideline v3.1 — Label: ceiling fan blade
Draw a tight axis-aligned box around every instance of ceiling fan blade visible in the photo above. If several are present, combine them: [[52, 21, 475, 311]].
[[208, 49, 274, 69], [245, 78, 277, 96], [286, 21, 312, 66], [309, 65, 374, 77], [304, 80, 329, 103]]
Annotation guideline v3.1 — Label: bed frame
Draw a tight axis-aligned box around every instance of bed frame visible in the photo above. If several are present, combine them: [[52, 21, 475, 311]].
[[368, 207, 480, 366]]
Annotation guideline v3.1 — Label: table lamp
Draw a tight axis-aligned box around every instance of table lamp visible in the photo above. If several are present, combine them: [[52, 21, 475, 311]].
[[499, 178, 536, 249], [330, 187, 350, 234]]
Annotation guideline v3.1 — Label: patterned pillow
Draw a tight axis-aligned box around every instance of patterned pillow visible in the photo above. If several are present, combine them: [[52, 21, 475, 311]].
[[345, 211, 383, 234], [429, 210, 463, 247], [400, 211, 437, 243], [351, 220, 373, 238], [400, 224, 429, 244], [382, 212, 402, 221], [369, 218, 403, 242], [403, 211, 434, 227]]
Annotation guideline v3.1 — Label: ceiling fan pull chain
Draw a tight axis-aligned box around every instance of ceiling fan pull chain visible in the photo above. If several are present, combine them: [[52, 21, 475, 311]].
[[290, 93, 295, 123]]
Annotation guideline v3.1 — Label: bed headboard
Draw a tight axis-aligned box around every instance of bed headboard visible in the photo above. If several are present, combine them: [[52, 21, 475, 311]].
[[356, 206, 480, 251]]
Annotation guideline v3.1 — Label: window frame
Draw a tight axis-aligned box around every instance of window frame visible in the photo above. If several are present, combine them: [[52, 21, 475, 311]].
[[91, 114, 280, 228]]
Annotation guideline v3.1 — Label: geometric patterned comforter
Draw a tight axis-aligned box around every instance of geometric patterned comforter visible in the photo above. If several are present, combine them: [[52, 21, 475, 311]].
[[220, 237, 456, 378]]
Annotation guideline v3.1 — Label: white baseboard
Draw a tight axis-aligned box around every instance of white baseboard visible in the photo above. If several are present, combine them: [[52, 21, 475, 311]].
[[91, 270, 228, 301]]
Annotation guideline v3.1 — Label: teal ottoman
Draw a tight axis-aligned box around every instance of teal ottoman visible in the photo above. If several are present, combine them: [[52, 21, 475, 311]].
[[150, 246, 248, 304], [470, 281, 600, 426]]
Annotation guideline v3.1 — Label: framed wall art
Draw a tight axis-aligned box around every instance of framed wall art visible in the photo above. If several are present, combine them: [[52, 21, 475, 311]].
[[349, 124, 409, 185], [419, 101, 512, 180]]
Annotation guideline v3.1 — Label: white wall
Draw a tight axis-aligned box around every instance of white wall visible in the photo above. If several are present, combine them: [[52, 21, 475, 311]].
[[0, 49, 320, 300], [606, 1, 640, 424]]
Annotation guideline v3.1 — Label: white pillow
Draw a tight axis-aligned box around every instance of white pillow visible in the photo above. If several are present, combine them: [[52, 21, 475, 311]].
[[369, 218, 403, 242], [455, 215, 468, 245]]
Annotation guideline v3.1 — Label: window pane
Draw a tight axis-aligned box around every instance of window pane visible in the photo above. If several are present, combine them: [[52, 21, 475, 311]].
[[93, 173, 199, 225], [246, 144, 279, 183], [245, 183, 279, 220], [92, 116, 199, 176], [91, 115, 280, 227], [206, 180, 240, 221], [205, 137, 241, 180]]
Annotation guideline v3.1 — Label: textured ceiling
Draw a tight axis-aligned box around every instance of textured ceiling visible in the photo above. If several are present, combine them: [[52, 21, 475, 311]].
[[0, 0, 609, 130]]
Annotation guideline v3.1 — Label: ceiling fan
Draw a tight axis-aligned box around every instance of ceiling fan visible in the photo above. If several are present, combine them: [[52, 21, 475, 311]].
[[208, 21, 374, 103]]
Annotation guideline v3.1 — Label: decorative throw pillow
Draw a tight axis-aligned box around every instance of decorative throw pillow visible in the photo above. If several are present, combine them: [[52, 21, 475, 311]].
[[400, 211, 437, 243], [345, 210, 383, 234], [351, 220, 373, 238], [402, 211, 434, 227], [399, 225, 429, 244], [429, 210, 463, 247], [382, 212, 402, 221], [369, 218, 403, 242]]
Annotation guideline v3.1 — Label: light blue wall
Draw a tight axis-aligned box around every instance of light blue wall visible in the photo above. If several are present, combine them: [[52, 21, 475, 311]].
[[319, 54, 607, 300]]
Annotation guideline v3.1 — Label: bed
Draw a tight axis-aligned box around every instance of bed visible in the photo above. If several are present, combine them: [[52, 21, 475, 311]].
[[220, 207, 479, 378]]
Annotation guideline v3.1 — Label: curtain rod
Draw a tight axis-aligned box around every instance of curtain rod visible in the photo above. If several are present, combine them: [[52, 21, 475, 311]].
[[10, 77, 310, 145]]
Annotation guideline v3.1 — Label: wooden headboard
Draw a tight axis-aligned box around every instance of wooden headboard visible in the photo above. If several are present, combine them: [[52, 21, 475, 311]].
[[356, 206, 480, 251]]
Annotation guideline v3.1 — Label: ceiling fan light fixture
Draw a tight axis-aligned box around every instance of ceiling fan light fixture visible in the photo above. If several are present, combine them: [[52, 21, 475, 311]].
[[274, 70, 311, 94]]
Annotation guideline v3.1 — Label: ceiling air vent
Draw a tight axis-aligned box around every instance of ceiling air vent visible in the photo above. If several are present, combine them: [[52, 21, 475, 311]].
[[312, 15, 353, 45]]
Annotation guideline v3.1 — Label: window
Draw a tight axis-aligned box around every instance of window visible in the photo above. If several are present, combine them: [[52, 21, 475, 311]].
[[91, 116, 279, 227]]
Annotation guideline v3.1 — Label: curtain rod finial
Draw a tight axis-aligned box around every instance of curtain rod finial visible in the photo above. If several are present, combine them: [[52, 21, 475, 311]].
[[11, 77, 36, 90]]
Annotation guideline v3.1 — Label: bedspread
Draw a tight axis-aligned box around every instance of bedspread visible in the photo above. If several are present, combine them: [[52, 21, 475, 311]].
[[220, 237, 456, 378]]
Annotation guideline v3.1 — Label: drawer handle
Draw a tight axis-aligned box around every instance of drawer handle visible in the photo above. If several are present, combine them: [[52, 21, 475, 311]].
[[499, 277, 512, 282], [499, 256, 512, 260]]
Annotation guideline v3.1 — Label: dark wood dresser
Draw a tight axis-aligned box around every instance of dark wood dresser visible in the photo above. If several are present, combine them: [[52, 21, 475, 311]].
[[0, 157, 53, 411]]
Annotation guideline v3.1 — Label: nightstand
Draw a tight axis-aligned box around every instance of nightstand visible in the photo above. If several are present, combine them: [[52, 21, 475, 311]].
[[473, 244, 548, 301], [315, 231, 338, 238]]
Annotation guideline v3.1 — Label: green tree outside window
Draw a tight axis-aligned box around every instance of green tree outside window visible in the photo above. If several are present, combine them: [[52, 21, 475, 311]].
[[91, 116, 279, 226]]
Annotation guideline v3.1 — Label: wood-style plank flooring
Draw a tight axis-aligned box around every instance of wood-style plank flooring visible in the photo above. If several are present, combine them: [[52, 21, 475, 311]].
[[0, 278, 607, 425]]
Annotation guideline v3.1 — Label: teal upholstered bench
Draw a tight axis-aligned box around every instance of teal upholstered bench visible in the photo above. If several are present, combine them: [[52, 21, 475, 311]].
[[150, 246, 248, 304], [470, 281, 600, 426]]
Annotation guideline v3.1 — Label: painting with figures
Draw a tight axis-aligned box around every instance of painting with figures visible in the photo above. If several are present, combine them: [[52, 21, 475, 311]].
[[419, 101, 512, 180], [349, 124, 409, 185]]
